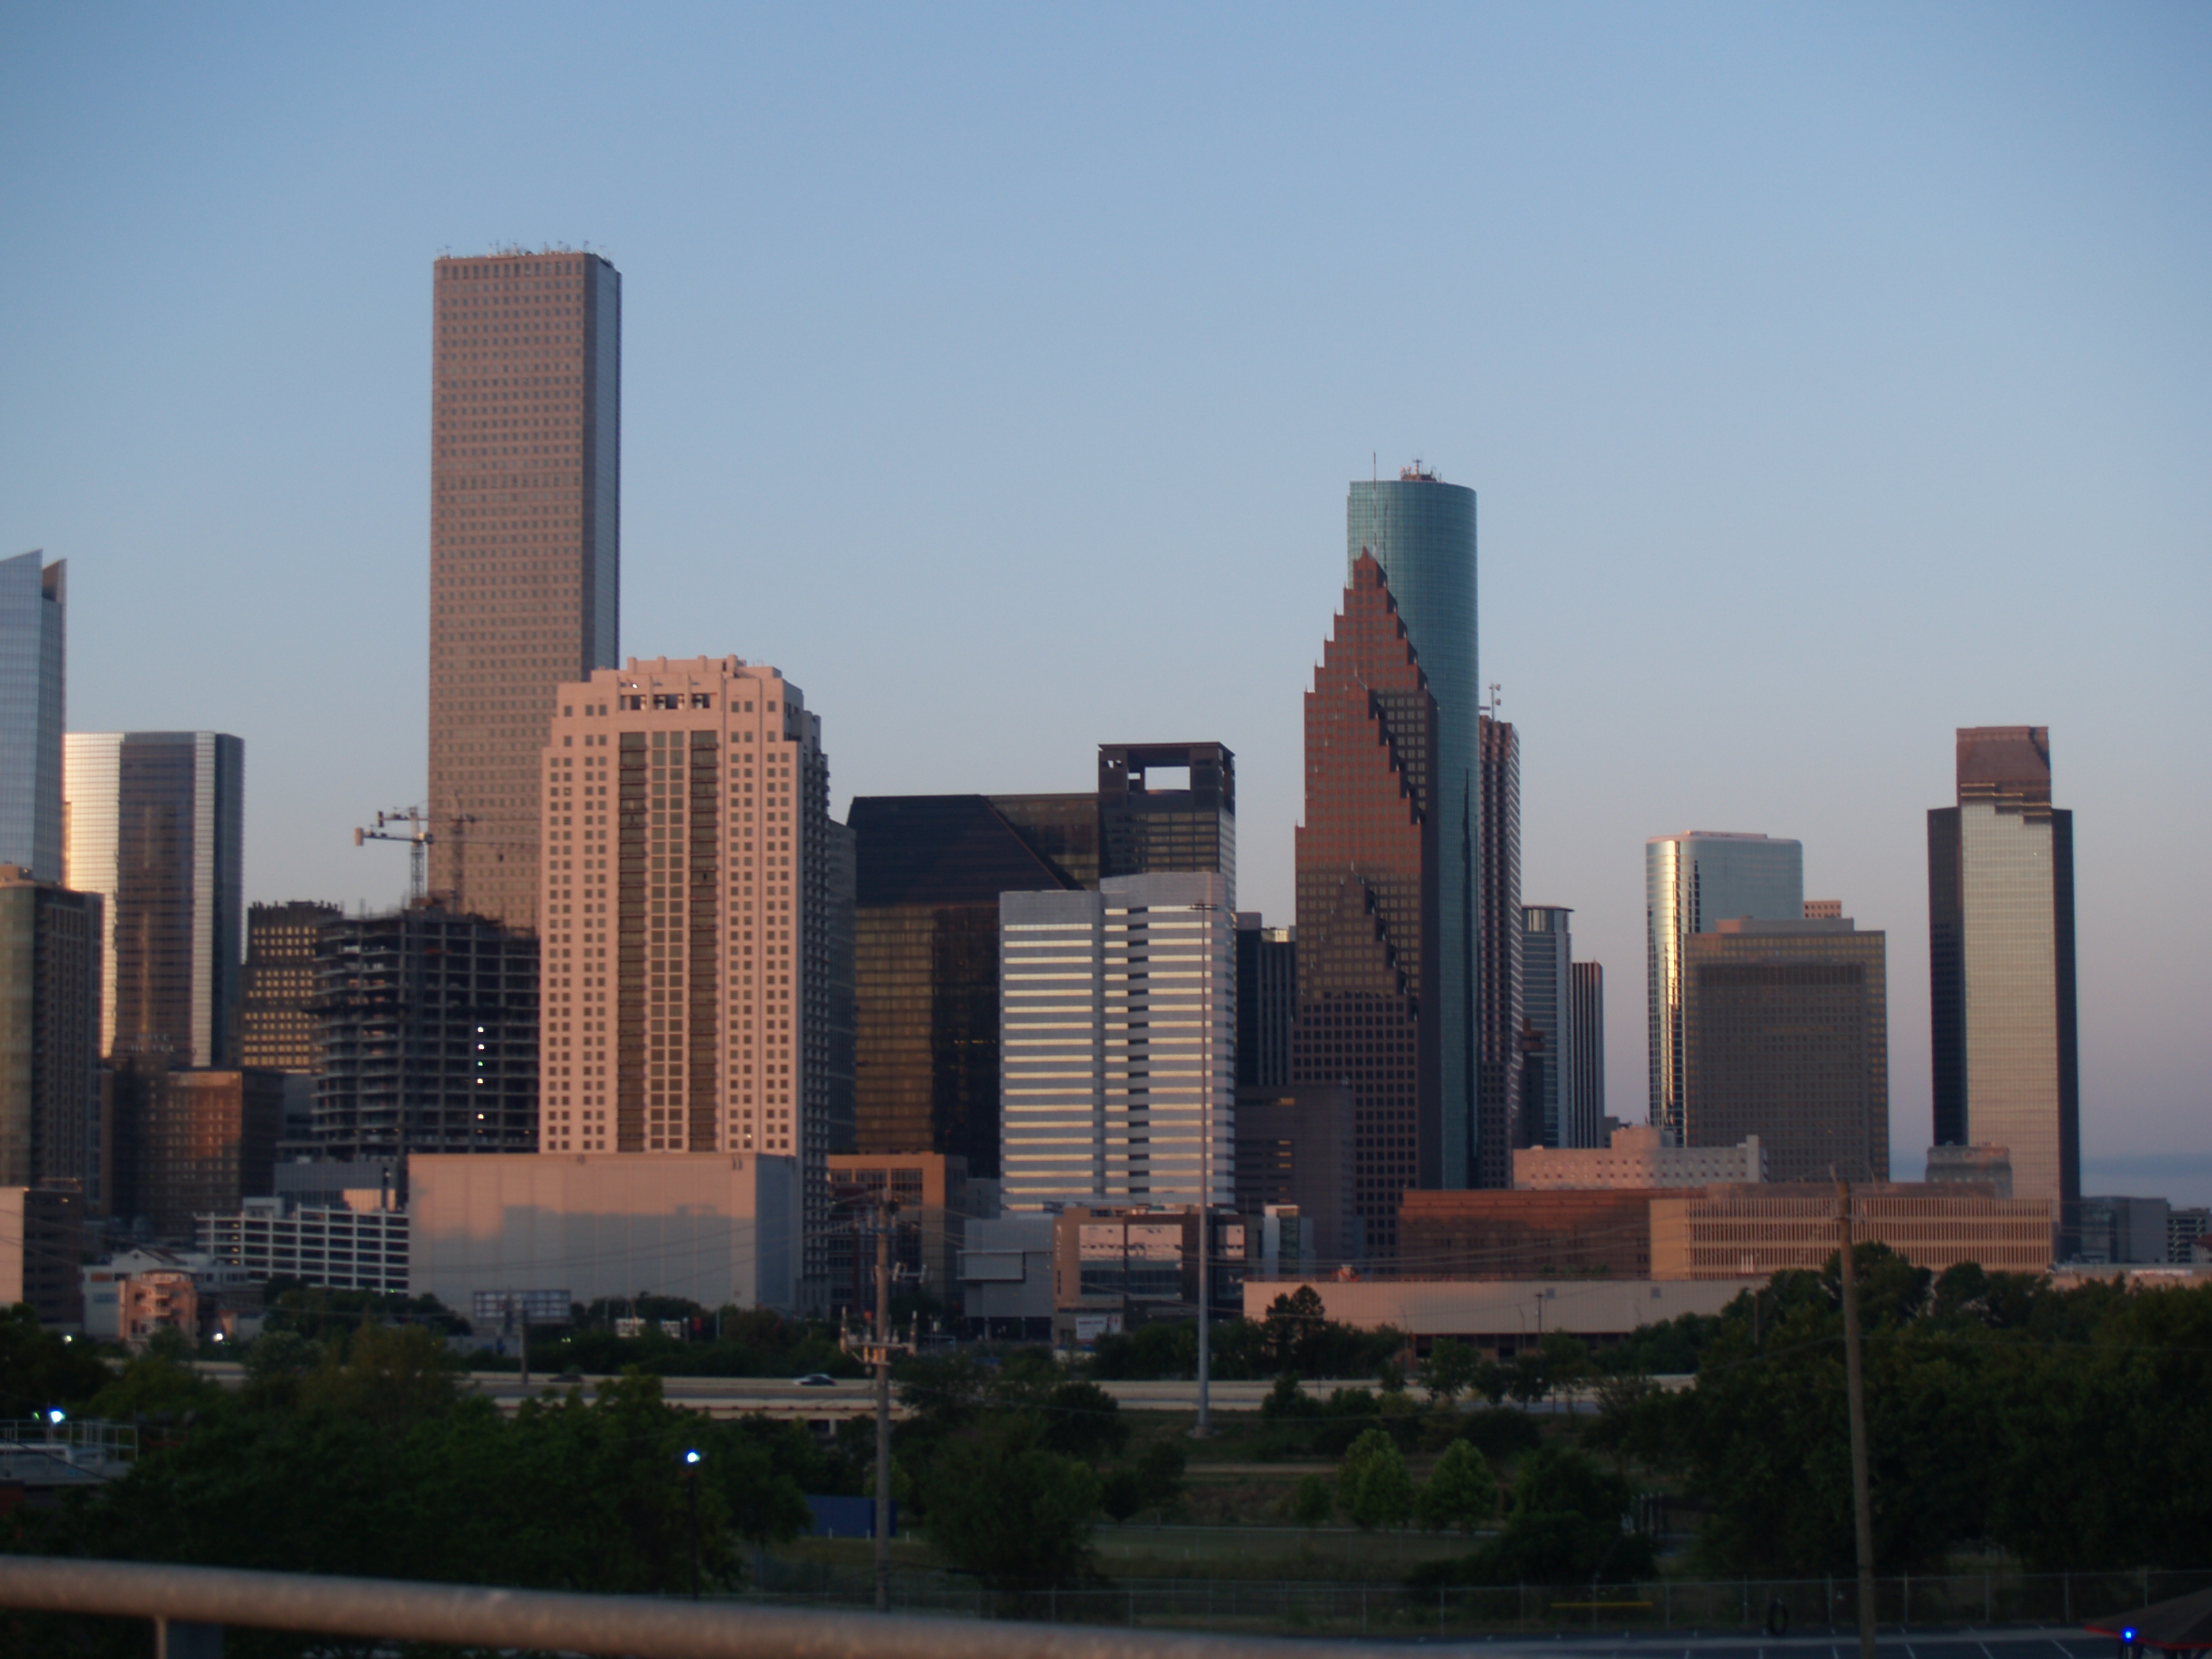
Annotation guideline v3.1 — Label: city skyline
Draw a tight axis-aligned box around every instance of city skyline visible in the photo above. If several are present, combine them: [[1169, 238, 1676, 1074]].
[[5, 9, 2207, 1200]]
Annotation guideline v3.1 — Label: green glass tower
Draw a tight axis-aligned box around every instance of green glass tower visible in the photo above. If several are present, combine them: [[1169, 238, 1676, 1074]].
[[1346, 468, 1477, 1187]]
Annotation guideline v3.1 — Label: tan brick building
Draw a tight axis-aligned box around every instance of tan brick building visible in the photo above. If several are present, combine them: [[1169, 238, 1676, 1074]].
[[1650, 1182, 2053, 1278]]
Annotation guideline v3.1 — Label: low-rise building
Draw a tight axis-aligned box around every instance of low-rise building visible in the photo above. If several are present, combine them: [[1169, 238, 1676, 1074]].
[[1513, 1123, 1763, 1191], [1399, 1188, 1659, 1278], [1925, 1144, 2014, 1197], [958, 1212, 1054, 1341], [1049, 1204, 1245, 1345], [197, 1196, 409, 1295], [2072, 1195, 2171, 1266], [825, 1151, 984, 1319], [1649, 1182, 2053, 1278], [1241, 1274, 1757, 1357], [407, 1152, 796, 1316]]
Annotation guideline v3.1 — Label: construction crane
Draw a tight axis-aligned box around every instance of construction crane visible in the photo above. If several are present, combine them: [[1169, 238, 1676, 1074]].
[[354, 808, 480, 909]]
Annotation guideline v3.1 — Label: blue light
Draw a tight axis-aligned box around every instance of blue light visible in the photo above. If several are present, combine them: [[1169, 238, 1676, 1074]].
[[684, 1448, 702, 1465], [2124, 1631, 2137, 1643], [45, 1408, 64, 1425]]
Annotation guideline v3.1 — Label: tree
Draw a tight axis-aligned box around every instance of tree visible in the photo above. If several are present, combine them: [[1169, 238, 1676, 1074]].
[[1420, 1338, 1479, 1404], [0, 1304, 110, 1415], [1286, 1471, 1334, 1527], [1336, 1427, 1414, 1531], [920, 1417, 1101, 1590], [1509, 1351, 1549, 1407], [1473, 1443, 1650, 1584], [1539, 1332, 1591, 1415], [1037, 1379, 1128, 1460], [1415, 1439, 1496, 1534]]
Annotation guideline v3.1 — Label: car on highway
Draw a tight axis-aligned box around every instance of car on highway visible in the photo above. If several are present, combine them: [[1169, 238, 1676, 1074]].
[[795, 1372, 838, 1387]]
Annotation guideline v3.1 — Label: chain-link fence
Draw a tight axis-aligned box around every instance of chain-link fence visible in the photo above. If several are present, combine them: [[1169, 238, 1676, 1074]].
[[747, 1559, 2212, 1637]]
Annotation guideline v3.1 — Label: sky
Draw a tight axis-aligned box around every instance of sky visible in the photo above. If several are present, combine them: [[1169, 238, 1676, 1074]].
[[3, 5, 2207, 1202]]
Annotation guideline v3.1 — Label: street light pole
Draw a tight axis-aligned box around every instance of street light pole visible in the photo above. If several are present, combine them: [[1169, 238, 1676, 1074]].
[[1837, 1177, 1877, 1659], [874, 1208, 892, 1614], [682, 1448, 703, 1601]]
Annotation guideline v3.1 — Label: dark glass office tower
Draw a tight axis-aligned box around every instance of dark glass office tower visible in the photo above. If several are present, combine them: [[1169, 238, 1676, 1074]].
[[1292, 552, 1443, 1260], [1098, 743, 1235, 905], [1235, 914, 1295, 1089], [1347, 469, 1476, 1187], [1928, 726, 2078, 1223], [64, 732, 245, 1068], [0, 867, 100, 1193], [1521, 905, 1574, 1151], [1475, 714, 1521, 1185], [848, 795, 1078, 1175], [0, 552, 65, 883]]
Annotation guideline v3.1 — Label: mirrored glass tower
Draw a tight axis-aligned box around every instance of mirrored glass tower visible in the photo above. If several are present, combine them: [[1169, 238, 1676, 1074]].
[[0, 552, 65, 882]]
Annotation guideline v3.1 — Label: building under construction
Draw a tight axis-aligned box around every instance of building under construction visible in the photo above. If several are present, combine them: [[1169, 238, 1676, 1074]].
[[312, 907, 537, 1160]]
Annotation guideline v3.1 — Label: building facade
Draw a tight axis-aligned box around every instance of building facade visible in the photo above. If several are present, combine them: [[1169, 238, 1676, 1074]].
[[536, 656, 852, 1311], [1397, 1188, 1659, 1279], [1646, 831, 1803, 1136], [1681, 916, 1888, 1184], [312, 907, 539, 1159], [1347, 469, 1477, 1190], [1570, 962, 1605, 1150], [1476, 714, 1521, 1186], [824, 1150, 980, 1319], [110, 1063, 283, 1240], [0, 552, 65, 884], [1292, 551, 1443, 1260], [64, 732, 245, 1069], [1927, 725, 2079, 1224], [1513, 1123, 1764, 1190], [1097, 743, 1236, 902], [1521, 905, 1576, 1150], [199, 1197, 410, 1295], [999, 873, 1234, 1211], [1649, 1182, 2053, 1278], [427, 250, 621, 931], [0, 868, 101, 1194], [241, 901, 340, 1072], [847, 794, 1078, 1174], [1232, 1082, 1355, 1267], [1233, 914, 1295, 1090]]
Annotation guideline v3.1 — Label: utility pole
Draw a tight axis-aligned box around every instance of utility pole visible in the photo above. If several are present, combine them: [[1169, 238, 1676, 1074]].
[[1195, 1200, 1210, 1439], [1837, 1177, 1877, 1659], [874, 1210, 892, 1612]]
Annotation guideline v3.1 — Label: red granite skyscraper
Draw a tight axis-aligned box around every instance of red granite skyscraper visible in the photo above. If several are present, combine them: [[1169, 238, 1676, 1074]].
[[1291, 552, 1443, 1261], [427, 250, 621, 930]]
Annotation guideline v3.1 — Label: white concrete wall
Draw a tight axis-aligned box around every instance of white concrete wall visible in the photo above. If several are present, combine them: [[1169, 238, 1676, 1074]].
[[408, 1153, 796, 1317]]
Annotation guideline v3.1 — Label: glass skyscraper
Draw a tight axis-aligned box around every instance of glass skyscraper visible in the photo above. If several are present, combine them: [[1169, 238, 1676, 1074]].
[[1646, 831, 1803, 1134], [1928, 726, 2078, 1223], [0, 552, 65, 883], [64, 731, 245, 1068], [1521, 905, 1574, 1151], [1347, 468, 1477, 1187]]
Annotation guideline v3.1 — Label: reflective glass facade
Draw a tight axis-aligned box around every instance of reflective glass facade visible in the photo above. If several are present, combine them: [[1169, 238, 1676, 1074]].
[[0, 552, 64, 883], [1292, 552, 1442, 1261], [1000, 888, 1106, 1206], [1927, 726, 2078, 1221], [1645, 832, 1803, 1133], [1569, 962, 1605, 1150], [1521, 906, 1574, 1151], [1477, 715, 1521, 1185], [1347, 471, 1477, 1187], [64, 731, 245, 1068]]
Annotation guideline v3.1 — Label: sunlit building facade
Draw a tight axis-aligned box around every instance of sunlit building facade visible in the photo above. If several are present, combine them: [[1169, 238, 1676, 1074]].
[[1928, 725, 2078, 1223], [1347, 469, 1477, 1188]]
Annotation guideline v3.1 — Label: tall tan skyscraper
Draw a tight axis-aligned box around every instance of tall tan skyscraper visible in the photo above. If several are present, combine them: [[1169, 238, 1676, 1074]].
[[537, 657, 854, 1311], [428, 249, 621, 930]]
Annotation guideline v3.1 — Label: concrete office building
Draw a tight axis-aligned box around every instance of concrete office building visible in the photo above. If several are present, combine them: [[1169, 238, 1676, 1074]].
[[1399, 1187, 1660, 1279], [1347, 468, 1478, 1191], [199, 1197, 410, 1296], [1571, 962, 1605, 1151], [825, 1151, 981, 1319], [1234, 914, 1295, 1090], [1514, 1123, 1765, 1190], [427, 250, 621, 930], [0, 552, 66, 884], [847, 795, 1078, 1175], [409, 1152, 796, 1314], [1000, 873, 1234, 1211], [241, 902, 340, 1072], [1928, 726, 2079, 1225], [1925, 1143, 2013, 1197], [537, 656, 853, 1312], [1647, 831, 1803, 1136], [1521, 905, 1576, 1150], [0, 868, 101, 1195], [313, 906, 539, 1160], [1650, 1182, 2053, 1278], [1476, 714, 1521, 1187], [1292, 552, 1445, 1261], [1682, 915, 1888, 1184], [64, 731, 245, 1067]]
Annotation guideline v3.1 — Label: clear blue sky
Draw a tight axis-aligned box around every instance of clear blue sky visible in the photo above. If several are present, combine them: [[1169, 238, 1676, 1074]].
[[4, 5, 2207, 1199]]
